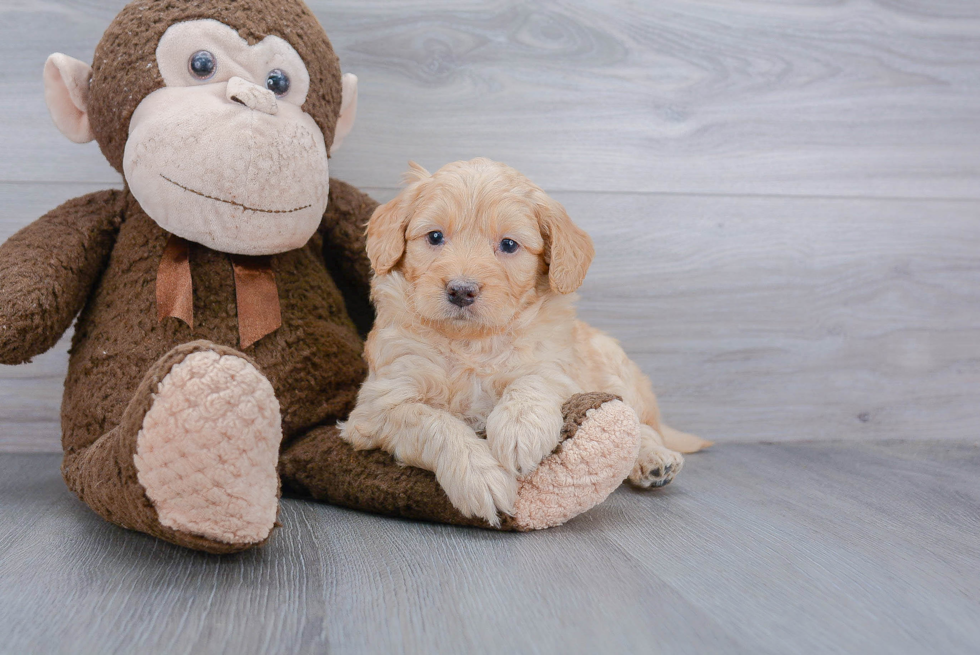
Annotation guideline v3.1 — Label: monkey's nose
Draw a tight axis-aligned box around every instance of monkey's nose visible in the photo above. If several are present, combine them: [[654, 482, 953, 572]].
[[226, 76, 278, 115], [446, 280, 480, 308]]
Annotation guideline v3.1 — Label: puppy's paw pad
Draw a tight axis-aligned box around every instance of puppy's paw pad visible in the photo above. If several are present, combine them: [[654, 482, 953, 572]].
[[628, 448, 684, 489]]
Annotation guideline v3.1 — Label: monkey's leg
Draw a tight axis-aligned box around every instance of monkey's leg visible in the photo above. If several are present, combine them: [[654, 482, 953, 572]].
[[278, 392, 639, 531], [61, 341, 283, 553]]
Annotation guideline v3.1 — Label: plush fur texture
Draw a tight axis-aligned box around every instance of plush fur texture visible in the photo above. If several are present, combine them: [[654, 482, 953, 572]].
[[125, 19, 333, 255], [0, 190, 125, 366], [59, 185, 368, 455], [87, 0, 342, 173], [343, 159, 710, 523], [0, 1, 643, 552], [282, 392, 635, 531], [60, 341, 270, 554], [134, 350, 283, 545], [513, 398, 640, 530]]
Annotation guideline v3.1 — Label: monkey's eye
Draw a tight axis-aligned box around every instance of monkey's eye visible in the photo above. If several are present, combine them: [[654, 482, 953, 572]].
[[266, 69, 290, 97], [499, 238, 519, 254], [426, 231, 445, 246], [188, 50, 217, 80]]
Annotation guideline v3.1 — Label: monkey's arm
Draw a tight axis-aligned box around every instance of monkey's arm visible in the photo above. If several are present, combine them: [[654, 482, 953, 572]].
[[319, 178, 378, 337], [0, 189, 125, 365]]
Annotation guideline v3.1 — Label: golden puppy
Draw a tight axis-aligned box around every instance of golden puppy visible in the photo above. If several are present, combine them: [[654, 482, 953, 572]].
[[340, 158, 710, 525]]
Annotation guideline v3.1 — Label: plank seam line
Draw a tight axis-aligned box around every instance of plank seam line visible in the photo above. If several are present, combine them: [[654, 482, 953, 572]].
[[3, 180, 979, 203]]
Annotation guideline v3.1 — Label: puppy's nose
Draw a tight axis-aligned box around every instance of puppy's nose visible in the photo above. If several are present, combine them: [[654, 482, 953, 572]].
[[446, 280, 480, 307]]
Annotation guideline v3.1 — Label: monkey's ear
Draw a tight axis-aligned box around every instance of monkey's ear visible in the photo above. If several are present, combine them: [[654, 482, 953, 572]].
[[366, 196, 410, 276], [43, 54, 94, 144], [536, 195, 595, 294], [329, 73, 358, 155]]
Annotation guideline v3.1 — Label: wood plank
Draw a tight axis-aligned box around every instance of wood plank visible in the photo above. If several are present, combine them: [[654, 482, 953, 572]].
[[598, 440, 980, 654], [0, 0, 126, 186], [567, 192, 980, 443], [2, 1, 979, 198], [1, 442, 977, 653], [3, 183, 978, 450]]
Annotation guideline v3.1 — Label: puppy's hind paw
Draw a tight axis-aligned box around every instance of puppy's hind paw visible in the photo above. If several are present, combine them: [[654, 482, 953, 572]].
[[628, 446, 684, 489]]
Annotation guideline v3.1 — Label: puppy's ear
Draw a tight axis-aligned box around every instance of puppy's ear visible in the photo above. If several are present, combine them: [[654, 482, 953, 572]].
[[536, 195, 595, 294], [367, 162, 432, 275], [366, 197, 410, 276], [402, 160, 430, 184]]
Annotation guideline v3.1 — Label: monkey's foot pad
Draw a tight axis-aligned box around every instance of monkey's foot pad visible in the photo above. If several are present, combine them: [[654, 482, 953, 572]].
[[512, 399, 641, 530], [133, 350, 283, 545]]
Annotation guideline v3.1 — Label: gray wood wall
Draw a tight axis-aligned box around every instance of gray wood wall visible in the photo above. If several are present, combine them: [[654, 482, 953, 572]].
[[2, 0, 978, 451]]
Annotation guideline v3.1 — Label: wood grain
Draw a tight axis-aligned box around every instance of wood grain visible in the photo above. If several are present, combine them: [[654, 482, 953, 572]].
[[4, 182, 978, 451], [568, 192, 980, 444], [1, 443, 977, 653], [1, 0, 979, 197]]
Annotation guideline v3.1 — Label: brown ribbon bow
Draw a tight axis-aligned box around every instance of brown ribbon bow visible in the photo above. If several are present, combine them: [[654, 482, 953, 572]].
[[156, 234, 282, 349]]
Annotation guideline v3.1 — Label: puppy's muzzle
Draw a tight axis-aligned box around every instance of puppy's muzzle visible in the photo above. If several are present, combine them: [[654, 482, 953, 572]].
[[446, 280, 480, 308]]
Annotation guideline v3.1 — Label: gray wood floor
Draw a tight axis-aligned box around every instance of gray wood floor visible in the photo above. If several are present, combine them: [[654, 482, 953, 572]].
[[1, 442, 978, 654]]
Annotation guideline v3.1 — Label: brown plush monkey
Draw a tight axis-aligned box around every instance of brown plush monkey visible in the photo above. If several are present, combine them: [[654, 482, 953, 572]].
[[0, 0, 640, 554]]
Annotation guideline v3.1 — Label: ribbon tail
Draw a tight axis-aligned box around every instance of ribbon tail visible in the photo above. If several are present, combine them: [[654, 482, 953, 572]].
[[156, 234, 194, 329], [231, 255, 282, 349]]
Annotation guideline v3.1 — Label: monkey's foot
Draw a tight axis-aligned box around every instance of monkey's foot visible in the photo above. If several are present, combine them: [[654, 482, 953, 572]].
[[509, 393, 640, 530], [133, 349, 283, 547]]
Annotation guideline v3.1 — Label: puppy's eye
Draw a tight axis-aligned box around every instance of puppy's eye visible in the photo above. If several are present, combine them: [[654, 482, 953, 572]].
[[499, 238, 519, 254], [426, 231, 445, 246], [189, 50, 217, 80]]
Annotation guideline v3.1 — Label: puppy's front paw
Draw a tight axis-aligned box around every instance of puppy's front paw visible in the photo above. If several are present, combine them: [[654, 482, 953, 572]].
[[486, 400, 563, 476], [628, 443, 684, 489], [438, 443, 518, 526], [338, 405, 382, 450]]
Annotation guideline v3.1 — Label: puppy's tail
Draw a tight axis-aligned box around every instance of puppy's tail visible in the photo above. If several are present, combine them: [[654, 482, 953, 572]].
[[660, 424, 713, 454]]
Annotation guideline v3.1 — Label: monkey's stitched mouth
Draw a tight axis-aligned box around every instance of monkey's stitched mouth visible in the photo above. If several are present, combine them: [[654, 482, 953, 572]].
[[160, 174, 312, 214]]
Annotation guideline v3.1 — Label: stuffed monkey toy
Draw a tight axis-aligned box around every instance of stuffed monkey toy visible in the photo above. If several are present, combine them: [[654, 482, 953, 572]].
[[0, 0, 640, 554]]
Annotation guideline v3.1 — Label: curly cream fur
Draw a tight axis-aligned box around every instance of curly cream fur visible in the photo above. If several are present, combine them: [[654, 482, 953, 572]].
[[341, 159, 709, 524]]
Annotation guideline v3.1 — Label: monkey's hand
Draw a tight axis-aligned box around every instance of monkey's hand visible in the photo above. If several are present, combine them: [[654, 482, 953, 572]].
[[0, 190, 124, 365]]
